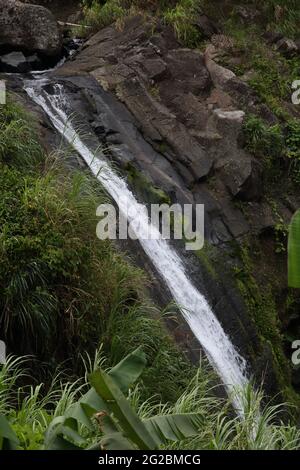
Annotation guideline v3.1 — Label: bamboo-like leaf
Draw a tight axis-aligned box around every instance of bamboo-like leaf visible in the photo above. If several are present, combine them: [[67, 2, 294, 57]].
[[144, 413, 203, 446], [288, 210, 300, 288], [89, 370, 157, 450]]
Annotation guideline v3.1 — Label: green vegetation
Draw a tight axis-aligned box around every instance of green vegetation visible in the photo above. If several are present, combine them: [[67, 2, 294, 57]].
[[288, 210, 300, 288], [243, 115, 300, 185], [81, 0, 205, 46], [0, 95, 196, 408], [163, 0, 203, 48], [1, 349, 300, 450], [126, 163, 171, 205], [233, 244, 288, 377]]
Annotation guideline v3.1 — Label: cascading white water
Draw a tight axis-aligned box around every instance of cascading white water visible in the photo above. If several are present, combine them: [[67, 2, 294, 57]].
[[25, 79, 249, 412]]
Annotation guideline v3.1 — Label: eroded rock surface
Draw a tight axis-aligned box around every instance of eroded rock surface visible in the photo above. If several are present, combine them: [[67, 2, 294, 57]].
[[54, 16, 287, 245], [0, 0, 62, 57]]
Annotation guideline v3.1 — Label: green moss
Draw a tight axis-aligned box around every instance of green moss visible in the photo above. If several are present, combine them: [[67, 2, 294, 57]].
[[233, 243, 292, 394], [194, 241, 219, 280], [126, 163, 171, 205]]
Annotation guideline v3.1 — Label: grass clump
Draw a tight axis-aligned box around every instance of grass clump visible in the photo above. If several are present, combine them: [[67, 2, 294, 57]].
[[81, 0, 127, 31], [0, 99, 43, 168], [81, 0, 205, 47], [243, 115, 284, 159], [163, 0, 203, 47], [243, 115, 300, 185]]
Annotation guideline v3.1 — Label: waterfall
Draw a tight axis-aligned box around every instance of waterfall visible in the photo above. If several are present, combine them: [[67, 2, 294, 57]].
[[25, 79, 249, 412]]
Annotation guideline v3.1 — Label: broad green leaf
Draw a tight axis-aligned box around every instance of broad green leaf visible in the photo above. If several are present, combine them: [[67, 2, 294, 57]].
[[48, 436, 82, 450], [100, 432, 136, 450], [109, 346, 147, 393], [0, 415, 19, 442], [0, 414, 19, 449], [65, 388, 107, 430], [288, 210, 300, 288], [45, 416, 84, 450], [144, 413, 203, 446], [89, 370, 157, 450]]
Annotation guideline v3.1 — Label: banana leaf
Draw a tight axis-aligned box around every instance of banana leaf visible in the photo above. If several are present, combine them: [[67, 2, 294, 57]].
[[0, 414, 19, 450], [144, 413, 203, 446], [90, 370, 157, 450], [288, 210, 300, 288]]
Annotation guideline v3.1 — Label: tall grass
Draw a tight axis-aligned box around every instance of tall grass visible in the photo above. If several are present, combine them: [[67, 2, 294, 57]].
[[0, 98, 43, 168], [2, 353, 299, 450]]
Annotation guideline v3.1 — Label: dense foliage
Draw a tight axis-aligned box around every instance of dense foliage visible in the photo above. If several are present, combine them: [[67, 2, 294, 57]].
[[0, 96, 195, 405], [1, 349, 300, 450]]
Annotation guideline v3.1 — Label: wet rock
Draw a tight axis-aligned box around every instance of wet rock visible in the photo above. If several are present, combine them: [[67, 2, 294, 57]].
[[246, 202, 276, 235], [275, 38, 298, 56], [55, 15, 269, 231], [0, 0, 62, 57], [0, 52, 29, 73], [221, 158, 263, 201], [235, 5, 260, 22], [222, 201, 249, 238], [263, 31, 284, 44], [165, 49, 211, 95], [193, 14, 220, 39]]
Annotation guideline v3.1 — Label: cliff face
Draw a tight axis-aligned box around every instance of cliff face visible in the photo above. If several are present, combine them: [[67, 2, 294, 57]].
[[48, 13, 300, 401]]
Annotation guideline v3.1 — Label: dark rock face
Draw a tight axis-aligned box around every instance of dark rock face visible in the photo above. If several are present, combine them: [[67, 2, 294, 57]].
[[0, 0, 62, 57], [52, 13, 297, 249], [56, 15, 263, 238], [193, 14, 220, 39]]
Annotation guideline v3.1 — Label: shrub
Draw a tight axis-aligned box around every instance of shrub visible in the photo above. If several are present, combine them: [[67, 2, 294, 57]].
[[243, 115, 284, 159]]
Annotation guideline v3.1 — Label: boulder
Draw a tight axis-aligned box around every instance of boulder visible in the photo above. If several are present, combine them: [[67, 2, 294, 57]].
[[0, 0, 62, 57]]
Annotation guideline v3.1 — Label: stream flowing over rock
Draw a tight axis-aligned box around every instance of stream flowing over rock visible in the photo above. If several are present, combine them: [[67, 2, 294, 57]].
[[0, 0, 62, 57]]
